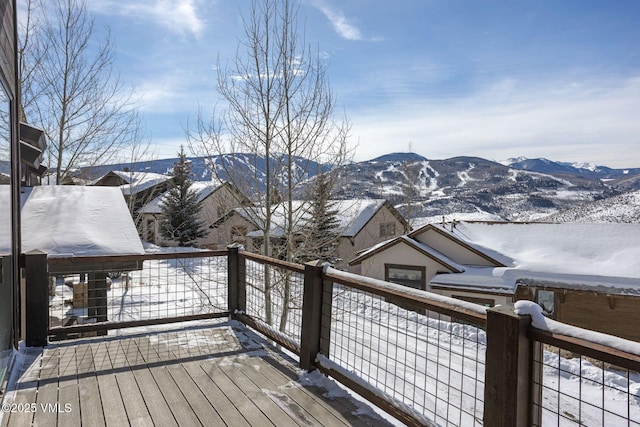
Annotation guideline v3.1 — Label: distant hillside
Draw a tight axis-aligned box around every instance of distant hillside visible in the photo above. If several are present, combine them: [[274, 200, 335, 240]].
[[333, 153, 626, 223], [502, 157, 640, 189], [544, 190, 640, 223], [63, 151, 640, 224], [77, 153, 330, 191]]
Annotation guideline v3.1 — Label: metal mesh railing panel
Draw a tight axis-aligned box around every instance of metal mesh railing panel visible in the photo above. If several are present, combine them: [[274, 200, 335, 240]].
[[327, 284, 486, 426], [531, 344, 640, 426], [48, 253, 228, 332], [243, 258, 305, 348]]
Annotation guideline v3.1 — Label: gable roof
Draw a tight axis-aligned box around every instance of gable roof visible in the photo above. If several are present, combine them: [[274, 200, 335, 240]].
[[238, 199, 407, 239], [139, 180, 228, 214], [432, 221, 640, 279], [409, 223, 507, 267], [93, 170, 173, 196], [349, 235, 465, 273], [342, 199, 408, 237], [352, 220, 640, 295], [0, 186, 144, 256]]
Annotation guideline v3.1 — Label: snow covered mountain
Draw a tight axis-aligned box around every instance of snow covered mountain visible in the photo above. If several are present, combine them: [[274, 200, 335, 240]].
[[502, 156, 640, 189], [544, 189, 640, 223], [78, 153, 329, 190], [71, 152, 640, 224], [333, 153, 631, 224]]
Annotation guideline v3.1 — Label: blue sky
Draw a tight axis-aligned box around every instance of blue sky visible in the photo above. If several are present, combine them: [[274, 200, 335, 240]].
[[61, 1, 640, 167]]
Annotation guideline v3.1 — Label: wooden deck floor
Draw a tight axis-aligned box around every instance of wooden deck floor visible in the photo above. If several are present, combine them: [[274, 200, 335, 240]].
[[1, 321, 391, 427]]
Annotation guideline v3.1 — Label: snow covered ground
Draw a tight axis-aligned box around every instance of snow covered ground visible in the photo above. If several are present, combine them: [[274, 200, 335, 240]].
[[49, 253, 228, 326], [46, 251, 640, 426]]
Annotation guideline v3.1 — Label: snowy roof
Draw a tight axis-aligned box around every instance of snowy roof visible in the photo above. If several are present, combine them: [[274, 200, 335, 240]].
[[0, 186, 144, 256], [94, 170, 172, 195], [427, 221, 640, 294], [434, 221, 640, 278], [139, 180, 225, 214], [243, 199, 398, 238]]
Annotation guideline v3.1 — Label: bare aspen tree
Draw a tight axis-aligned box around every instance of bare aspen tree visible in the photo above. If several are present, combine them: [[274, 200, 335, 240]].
[[19, 0, 141, 183], [189, 0, 351, 327]]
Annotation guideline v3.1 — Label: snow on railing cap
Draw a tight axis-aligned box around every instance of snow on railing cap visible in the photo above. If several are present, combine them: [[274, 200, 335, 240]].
[[515, 300, 640, 357]]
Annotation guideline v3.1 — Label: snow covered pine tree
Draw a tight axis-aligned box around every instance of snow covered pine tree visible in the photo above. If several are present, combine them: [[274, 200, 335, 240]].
[[159, 148, 208, 246]]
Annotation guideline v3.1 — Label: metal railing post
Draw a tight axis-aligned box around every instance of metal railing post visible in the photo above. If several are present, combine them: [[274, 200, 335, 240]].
[[227, 245, 246, 318], [483, 304, 533, 427], [23, 250, 48, 347], [300, 261, 325, 371]]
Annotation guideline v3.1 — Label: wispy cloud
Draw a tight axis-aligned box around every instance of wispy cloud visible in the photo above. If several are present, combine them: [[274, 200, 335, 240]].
[[135, 71, 215, 114], [91, 0, 205, 38], [349, 76, 640, 168], [311, 1, 364, 41]]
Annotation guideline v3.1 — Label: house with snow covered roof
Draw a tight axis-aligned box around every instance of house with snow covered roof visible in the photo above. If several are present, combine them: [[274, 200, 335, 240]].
[[92, 170, 174, 216], [139, 181, 249, 248], [350, 221, 640, 341], [211, 199, 408, 271]]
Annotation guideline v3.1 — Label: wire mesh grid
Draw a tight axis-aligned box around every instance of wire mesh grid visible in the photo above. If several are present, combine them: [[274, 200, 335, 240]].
[[531, 344, 640, 426], [327, 284, 486, 426], [48, 253, 228, 329], [244, 258, 305, 348]]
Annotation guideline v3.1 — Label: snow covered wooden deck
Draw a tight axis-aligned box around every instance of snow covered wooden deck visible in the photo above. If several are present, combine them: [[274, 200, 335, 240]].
[[1, 321, 390, 427]]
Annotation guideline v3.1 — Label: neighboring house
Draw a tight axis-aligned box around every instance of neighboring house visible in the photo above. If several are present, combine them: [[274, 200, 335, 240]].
[[139, 181, 249, 248], [92, 170, 174, 218], [350, 221, 640, 341], [211, 199, 408, 271]]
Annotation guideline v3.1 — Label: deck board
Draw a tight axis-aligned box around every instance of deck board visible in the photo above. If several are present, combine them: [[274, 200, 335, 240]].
[[95, 373, 128, 427], [219, 359, 303, 426], [164, 363, 225, 426], [182, 362, 251, 426], [57, 381, 81, 427], [1, 321, 392, 427], [113, 370, 153, 426]]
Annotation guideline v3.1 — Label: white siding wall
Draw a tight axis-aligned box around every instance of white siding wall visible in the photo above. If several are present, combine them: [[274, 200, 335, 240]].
[[413, 229, 497, 266], [358, 243, 452, 283]]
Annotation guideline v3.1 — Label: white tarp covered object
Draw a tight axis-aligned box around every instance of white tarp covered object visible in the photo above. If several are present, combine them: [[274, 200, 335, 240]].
[[0, 186, 144, 256]]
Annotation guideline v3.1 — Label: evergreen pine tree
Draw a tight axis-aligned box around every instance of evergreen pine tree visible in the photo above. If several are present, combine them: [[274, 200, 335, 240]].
[[299, 173, 341, 263], [159, 148, 208, 246]]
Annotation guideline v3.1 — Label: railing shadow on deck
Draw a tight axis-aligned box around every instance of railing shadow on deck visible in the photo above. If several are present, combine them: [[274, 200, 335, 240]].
[[18, 247, 640, 427]]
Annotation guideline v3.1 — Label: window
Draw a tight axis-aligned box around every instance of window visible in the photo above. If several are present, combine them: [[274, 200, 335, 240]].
[[385, 264, 426, 290], [537, 290, 556, 318], [379, 222, 396, 238], [452, 295, 495, 307]]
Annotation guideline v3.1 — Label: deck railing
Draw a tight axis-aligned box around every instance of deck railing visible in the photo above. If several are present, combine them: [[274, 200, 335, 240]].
[[26, 250, 228, 341], [22, 247, 640, 426], [528, 323, 640, 426]]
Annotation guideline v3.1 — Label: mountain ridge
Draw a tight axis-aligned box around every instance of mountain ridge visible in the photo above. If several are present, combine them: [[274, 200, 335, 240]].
[[9, 152, 639, 224]]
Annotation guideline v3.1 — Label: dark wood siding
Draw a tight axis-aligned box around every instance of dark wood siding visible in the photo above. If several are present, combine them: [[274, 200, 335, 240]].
[[556, 292, 640, 342], [517, 285, 640, 341], [0, 0, 16, 97]]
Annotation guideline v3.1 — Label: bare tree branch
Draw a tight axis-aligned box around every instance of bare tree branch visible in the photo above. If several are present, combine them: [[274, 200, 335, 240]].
[[20, 0, 143, 183]]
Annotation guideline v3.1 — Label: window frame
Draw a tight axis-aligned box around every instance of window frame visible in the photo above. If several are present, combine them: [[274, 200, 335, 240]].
[[379, 222, 396, 238], [384, 263, 426, 290]]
